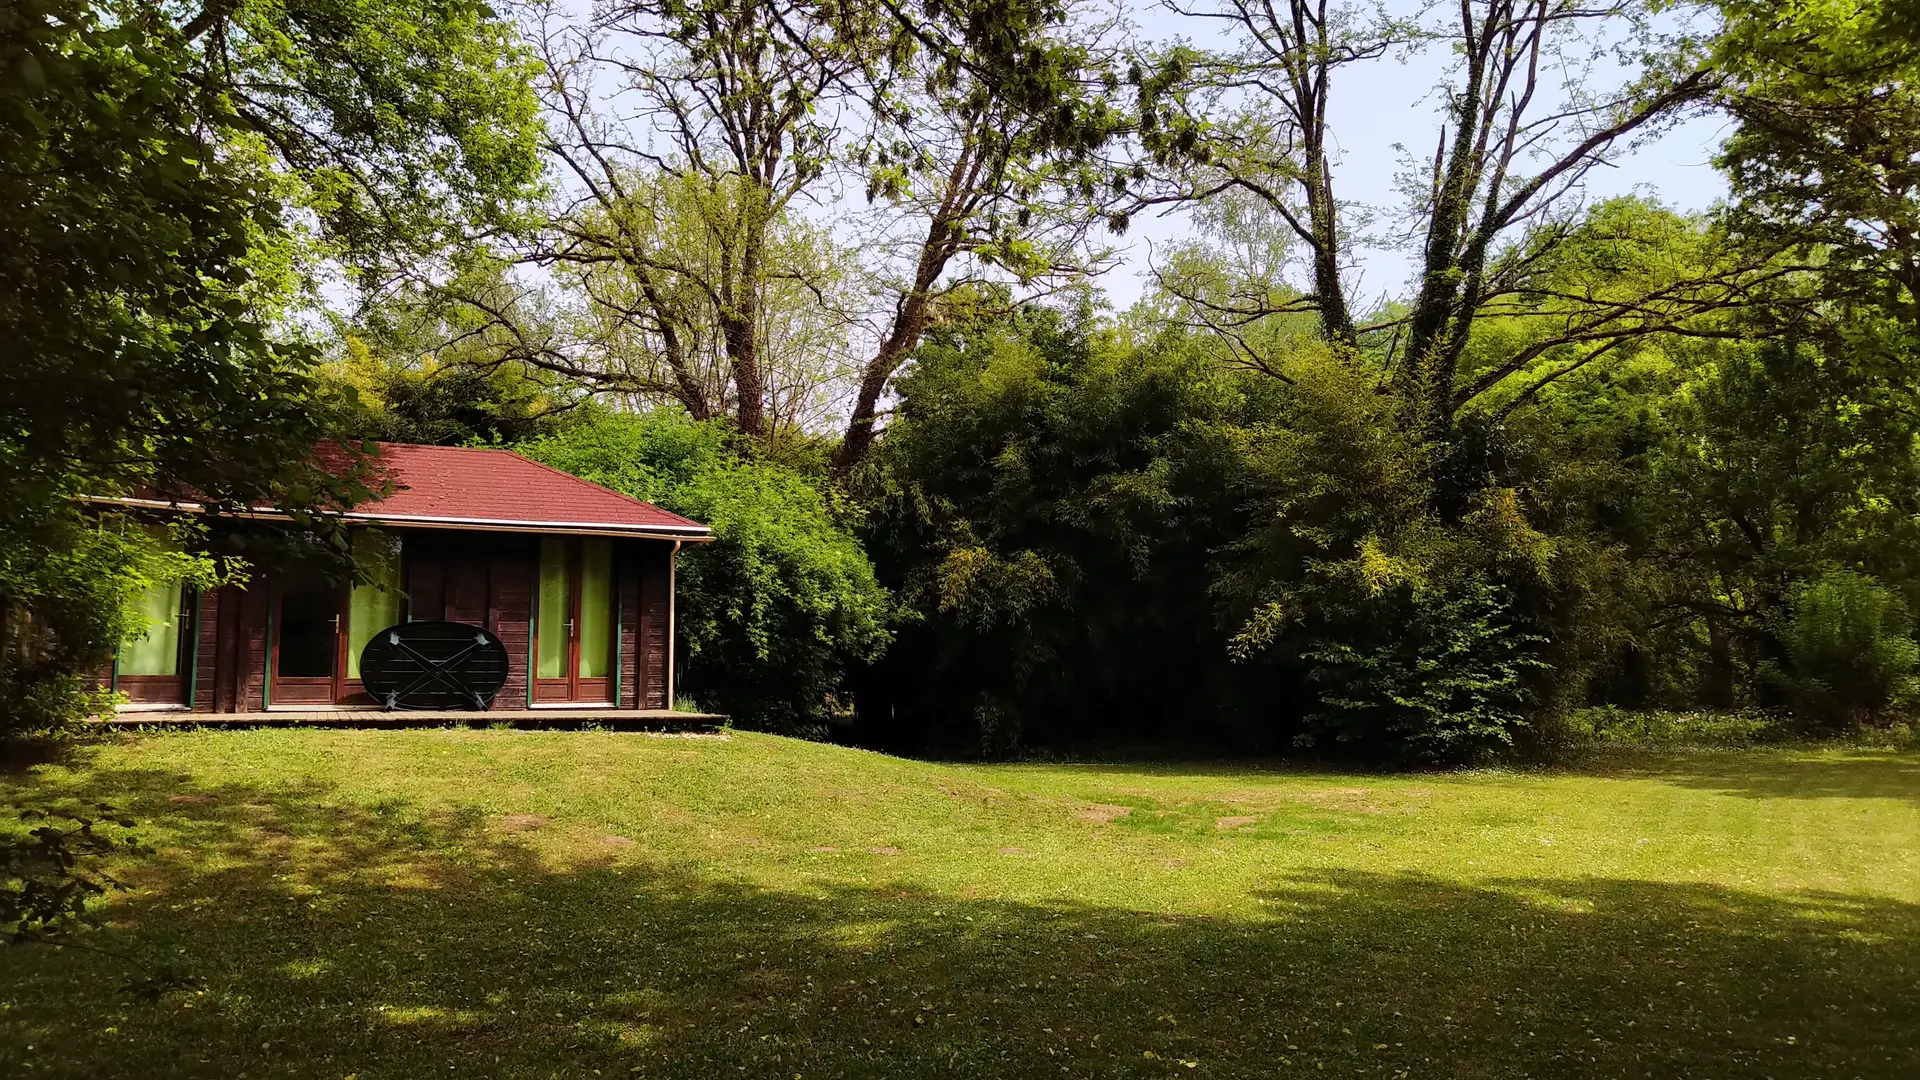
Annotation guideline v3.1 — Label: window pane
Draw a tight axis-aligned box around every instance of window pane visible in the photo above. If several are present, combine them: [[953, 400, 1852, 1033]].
[[346, 531, 404, 679], [119, 580, 182, 676], [537, 536, 569, 679], [577, 539, 612, 679]]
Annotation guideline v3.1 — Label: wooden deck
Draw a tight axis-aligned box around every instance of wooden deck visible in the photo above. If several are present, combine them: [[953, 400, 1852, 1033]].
[[97, 708, 726, 731]]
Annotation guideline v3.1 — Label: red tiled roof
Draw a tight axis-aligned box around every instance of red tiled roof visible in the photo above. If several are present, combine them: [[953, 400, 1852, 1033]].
[[86, 443, 709, 539], [348, 443, 709, 537]]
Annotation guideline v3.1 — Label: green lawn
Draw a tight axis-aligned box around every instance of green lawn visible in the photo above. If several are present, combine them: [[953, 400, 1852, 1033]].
[[2, 730, 1917, 1079]]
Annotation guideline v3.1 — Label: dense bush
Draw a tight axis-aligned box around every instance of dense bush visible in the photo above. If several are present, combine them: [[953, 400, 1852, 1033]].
[[852, 305, 1557, 761], [520, 414, 890, 735], [1772, 571, 1920, 726], [1565, 705, 1788, 747], [1299, 578, 1546, 763], [856, 307, 1264, 755], [0, 512, 218, 739]]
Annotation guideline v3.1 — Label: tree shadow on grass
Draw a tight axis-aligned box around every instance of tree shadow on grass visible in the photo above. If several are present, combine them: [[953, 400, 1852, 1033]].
[[1, 766, 1917, 1080], [1599, 749, 1920, 806], [0, 736, 86, 775]]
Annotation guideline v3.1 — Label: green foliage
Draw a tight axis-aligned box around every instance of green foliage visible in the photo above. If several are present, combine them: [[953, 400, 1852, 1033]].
[[0, 0, 543, 734], [0, 514, 222, 739], [1215, 345, 1578, 762], [861, 300, 1602, 760], [861, 303, 1262, 754], [327, 337, 575, 447], [1772, 571, 1920, 726], [520, 414, 890, 734], [1301, 579, 1546, 764], [1558, 315, 1920, 713], [0, 0, 365, 520], [0, 0, 379, 733], [1565, 706, 1789, 748], [198, 0, 547, 272], [1716, 0, 1920, 315], [362, 363, 568, 447]]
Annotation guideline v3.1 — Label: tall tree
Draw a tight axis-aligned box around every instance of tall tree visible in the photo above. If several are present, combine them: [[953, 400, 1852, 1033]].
[[530, 0, 873, 439], [396, 180, 859, 440], [830, 7, 1126, 473], [178, 0, 547, 277], [392, 0, 1125, 453], [1715, 0, 1920, 323], [1136, 0, 1738, 437]]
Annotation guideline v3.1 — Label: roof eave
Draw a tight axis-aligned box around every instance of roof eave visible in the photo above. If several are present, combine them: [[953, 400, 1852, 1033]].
[[78, 496, 715, 543]]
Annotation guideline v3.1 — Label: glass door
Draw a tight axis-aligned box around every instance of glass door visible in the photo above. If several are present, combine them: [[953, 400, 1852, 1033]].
[[534, 537, 614, 703], [117, 579, 191, 705], [272, 571, 343, 705], [270, 532, 403, 707], [343, 531, 403, 704]]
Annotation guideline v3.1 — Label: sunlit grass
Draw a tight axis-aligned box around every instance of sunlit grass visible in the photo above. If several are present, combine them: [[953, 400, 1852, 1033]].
[[2, 730, 1917, 1078]]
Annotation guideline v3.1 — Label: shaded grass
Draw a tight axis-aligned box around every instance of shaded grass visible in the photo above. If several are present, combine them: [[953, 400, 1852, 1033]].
[[2, 730, 1918, 1078]]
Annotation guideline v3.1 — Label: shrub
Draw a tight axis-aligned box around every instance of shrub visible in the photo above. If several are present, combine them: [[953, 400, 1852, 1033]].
[[1, 510, 217, 738], [1564, 706, 1788, 747], [519, 414, 891, 735], [1772, 570, 1920, 727], [1299, 577, 1547, 765]]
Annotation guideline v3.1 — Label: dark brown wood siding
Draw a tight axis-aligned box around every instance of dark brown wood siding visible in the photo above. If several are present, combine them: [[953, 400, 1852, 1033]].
[[406, 547, 444, 622], [491, 540, 534, 708], [210, 582, 270, 712], [617, 546, 640, 707], [445, 548, 490, 626], [638, 548, 671, 709], [211, 585, 238, 711], [192, 587, 220, 711], [243, 583, 269, 711], [401, 531, 536, 708]]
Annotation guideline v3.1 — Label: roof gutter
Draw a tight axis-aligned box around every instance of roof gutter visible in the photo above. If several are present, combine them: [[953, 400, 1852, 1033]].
[[80, 496, 715, 542]]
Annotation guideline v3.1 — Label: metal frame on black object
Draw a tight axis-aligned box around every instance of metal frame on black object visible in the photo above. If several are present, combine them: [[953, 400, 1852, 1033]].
[[358, 621, 510, 710]]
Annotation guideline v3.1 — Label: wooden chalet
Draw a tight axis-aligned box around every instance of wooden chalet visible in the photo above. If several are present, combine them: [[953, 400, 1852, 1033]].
[[88, 444, 712, 716]]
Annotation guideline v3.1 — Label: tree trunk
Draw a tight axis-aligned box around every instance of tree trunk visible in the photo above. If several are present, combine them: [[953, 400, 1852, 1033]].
[[1297, 76, 1355, 347], [834, 359, 897, 476], [725, 219, 768, 440], [830, 146, 975, 475], [724, 310, 765, 438], [833, 289, 936, 475], [1701, 614, 1737, 710]]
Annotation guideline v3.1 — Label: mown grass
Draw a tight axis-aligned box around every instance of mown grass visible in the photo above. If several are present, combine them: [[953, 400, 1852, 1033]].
[[1, 729, 1917, 1078]]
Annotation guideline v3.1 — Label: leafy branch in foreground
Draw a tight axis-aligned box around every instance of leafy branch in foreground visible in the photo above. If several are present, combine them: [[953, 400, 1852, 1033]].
[[3, 805, 199, 996], [3, 804, 147, 943]]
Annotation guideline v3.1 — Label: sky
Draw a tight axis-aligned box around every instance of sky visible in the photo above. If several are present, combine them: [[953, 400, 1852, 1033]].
[[1099, 0, 1733, 310]]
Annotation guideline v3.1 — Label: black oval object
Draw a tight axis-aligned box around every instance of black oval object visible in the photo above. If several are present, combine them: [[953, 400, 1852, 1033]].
[[359, 620, 510, 711]]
